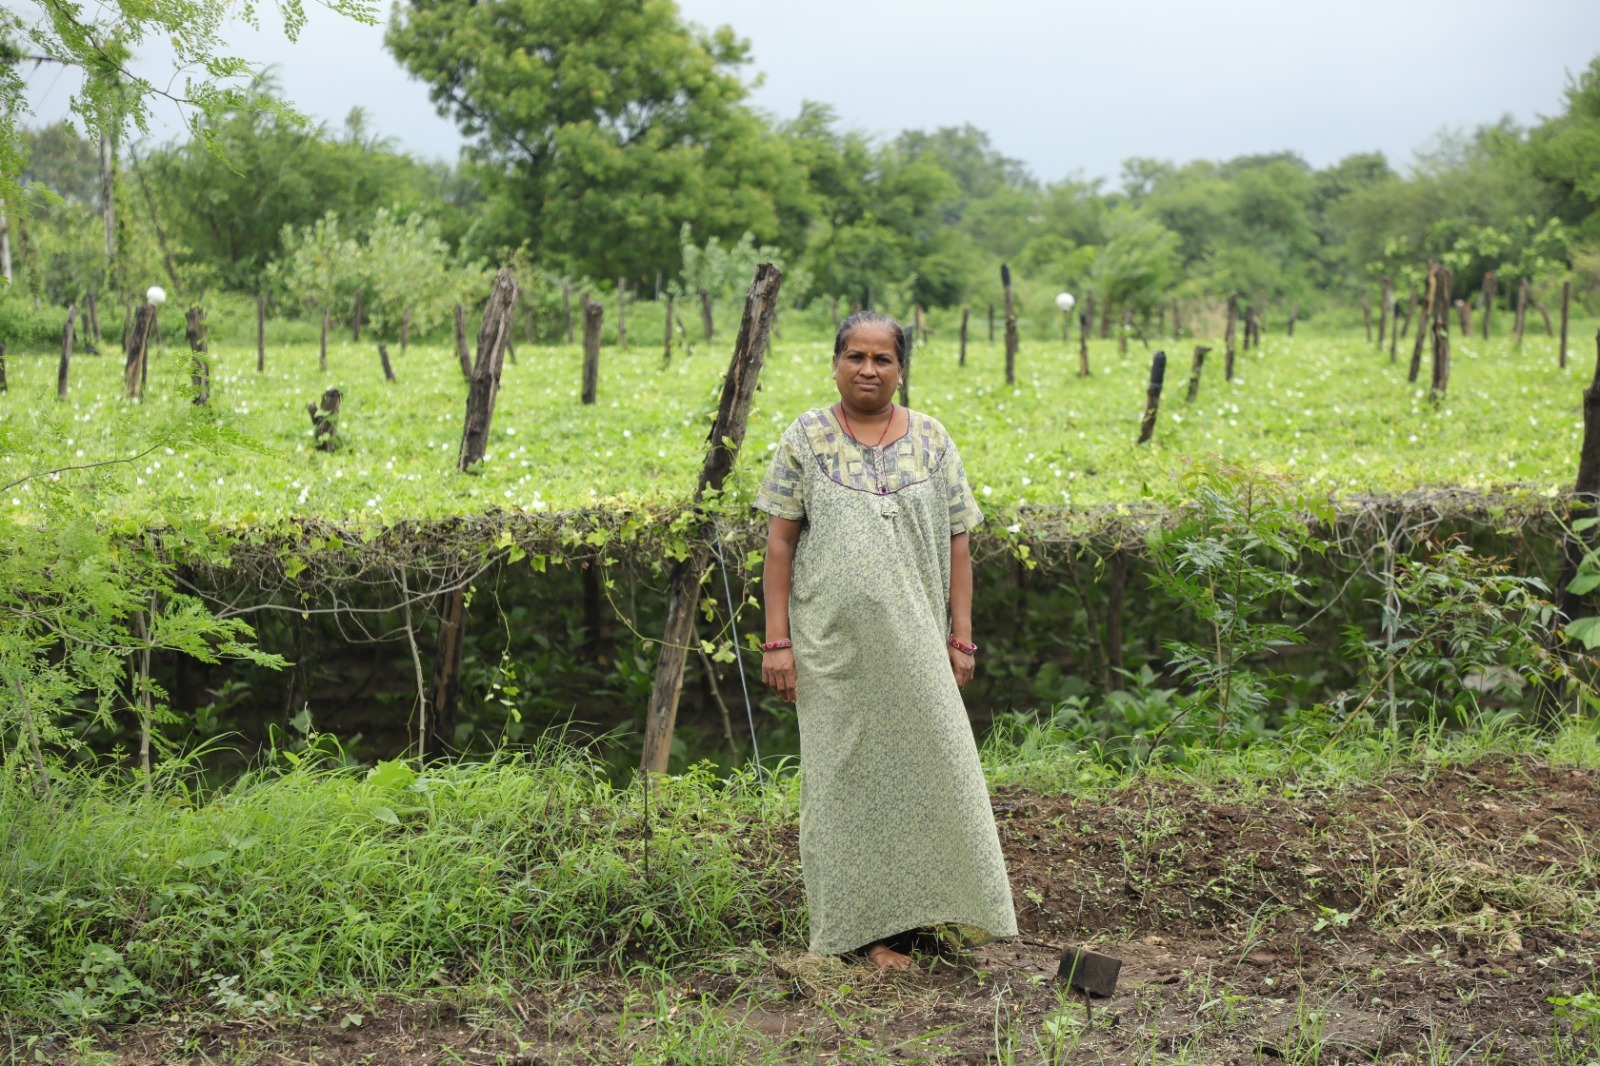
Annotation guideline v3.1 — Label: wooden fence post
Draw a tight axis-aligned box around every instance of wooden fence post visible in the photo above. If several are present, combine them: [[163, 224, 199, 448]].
[[319, 307, 329, 371], [257, 294, 267, 372], [1361, 288, 1372, 342], [1431, 266, 1452, 398], [457, 267, 519, 472], [79, 306, 95, 355], [1242, 304, 1257, 352], [1002, 263, 1018, 385], [899, 325, 913, 408], [1185, 345, 1211, 403], [0, 341, 7, 394], [617, 277, 627, 349], [1388, 296, 1400, 362], [582, 301, 603, 404], [1455, 299, 1469, 336], [1482, 272, 1495, 339], [987, 302, 994, 343], [1078, 309, 1090, 377], [1137, 350, 1167, 444], [378, 343, 397, 383], [641, 263, 784, 774], [699, 288, 714, 343], [352, 289, 362, 343], [663, 294, 675, 366], [57, 305, 75, 400], [958, 305, 969, 367], [1378, 277, 1392, 350], [1557, 329, 1600, 629], [185, 306, 210, 406], [1515, 277, 1529, 347], [1223, 293, 1238, 380], [1537, 301, 1555, 338], [454, 303, 471, 377], [123, 304, 156, 399], [1561, 280, 1572, 369], [1410, 266, 1437, 384]]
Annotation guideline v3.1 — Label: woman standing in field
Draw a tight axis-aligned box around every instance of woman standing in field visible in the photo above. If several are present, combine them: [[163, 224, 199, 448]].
[[755, 311, 1016, 970]]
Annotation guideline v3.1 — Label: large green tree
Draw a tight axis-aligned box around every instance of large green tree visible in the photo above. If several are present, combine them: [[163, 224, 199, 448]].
[[386, 0, 809, 283]]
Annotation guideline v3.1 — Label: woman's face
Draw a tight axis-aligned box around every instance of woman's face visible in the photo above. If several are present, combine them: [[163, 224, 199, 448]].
[[833, 323, 901, 410]]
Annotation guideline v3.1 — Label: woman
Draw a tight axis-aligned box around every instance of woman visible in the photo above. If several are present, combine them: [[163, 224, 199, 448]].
[[755, 311, 1017, 971]]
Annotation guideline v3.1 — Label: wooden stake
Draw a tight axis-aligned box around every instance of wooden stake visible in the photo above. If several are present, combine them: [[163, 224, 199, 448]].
[[80, 306, 95, 354], [256, 293, 266, 372], [1388, 296, 1400, 363], [1078, 308, 1090, 377], [899, 326, 913, 408], [1482, 272, 1495, 339], [1137, 350, 1167, 444], [1431, 266, 1452, 398], [1361, 288, 1372, 342], [378, 342, 397, 383], [457, 266, 519, 471], [1537, 301, 1554, 338], [57, 305, 74, 400], [1002, 263, 1018, 384], [1561, 280, 1572, 369], [1410, 266, 1436, 385], [1242, 305, 1257, 352], [123, 304, 155, 399], [641, 263, 783, 775], [185, 306, 210, 406], [1515, 277, 1529, 347], [1378, 277, 1392, 350], [352, 289, 362, 343], [988, 302, 994, 343], [1557, 329, 1600, 629], [958, 305, 969, 367], [453, 303, 471, 377], [663, 294, 675, 366], [562, 278, 574, 344], [699, 288, 714, 343], [306, 387, 341, 452], [0, 340, 7, 393], [617, 276, 627, 349], [1455, 299, 1469, 336], [1223, 293, 1238, 381], [319, 307, 329, 371], [1287, 300, 1299, 338], [582, 301, 603, 404], [1185, 345, 1211, 403]]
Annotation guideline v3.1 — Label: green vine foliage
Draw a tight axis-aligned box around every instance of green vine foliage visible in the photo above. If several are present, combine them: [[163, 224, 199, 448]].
[[0, 404, 284, 790], [1145, 455, 1331, 746]]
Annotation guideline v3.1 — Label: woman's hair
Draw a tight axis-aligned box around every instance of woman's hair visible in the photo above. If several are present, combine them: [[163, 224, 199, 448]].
[[833, 311, 908, 366]]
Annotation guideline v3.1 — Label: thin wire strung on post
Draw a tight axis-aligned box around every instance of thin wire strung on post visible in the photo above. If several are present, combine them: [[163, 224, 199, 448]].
[[711, 521, 764, 783]]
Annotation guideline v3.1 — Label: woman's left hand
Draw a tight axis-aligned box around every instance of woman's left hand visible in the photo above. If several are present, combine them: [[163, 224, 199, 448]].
[[947, 643, 975, 688]]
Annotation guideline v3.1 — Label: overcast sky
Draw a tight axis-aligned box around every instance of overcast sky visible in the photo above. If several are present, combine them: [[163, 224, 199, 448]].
[[21, 0, 1600, 186]]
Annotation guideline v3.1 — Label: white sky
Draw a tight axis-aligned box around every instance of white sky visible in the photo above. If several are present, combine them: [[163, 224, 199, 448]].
[[19, 0, 1600, 185]]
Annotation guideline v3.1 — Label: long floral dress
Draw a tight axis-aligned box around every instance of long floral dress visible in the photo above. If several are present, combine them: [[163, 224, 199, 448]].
[[755, 405, 1017, 956]]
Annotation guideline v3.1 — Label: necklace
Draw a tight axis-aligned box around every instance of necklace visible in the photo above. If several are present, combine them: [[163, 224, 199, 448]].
[[837, 402, 896, 447]]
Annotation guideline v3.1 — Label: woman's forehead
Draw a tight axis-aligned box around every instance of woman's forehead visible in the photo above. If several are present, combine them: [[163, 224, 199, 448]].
[[842, 324, 898, 352]]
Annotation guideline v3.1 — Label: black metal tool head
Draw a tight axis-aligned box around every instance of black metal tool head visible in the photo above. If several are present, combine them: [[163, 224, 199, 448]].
[[1057, 947, 1122, 998]]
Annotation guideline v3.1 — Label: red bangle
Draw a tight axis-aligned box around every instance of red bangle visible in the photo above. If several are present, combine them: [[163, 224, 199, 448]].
[[948, 637, 978, 655], [762, 639, 793, 652]]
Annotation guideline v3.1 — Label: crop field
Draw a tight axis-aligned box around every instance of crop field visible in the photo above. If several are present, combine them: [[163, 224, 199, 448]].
[[4, 318, 1596, 530]]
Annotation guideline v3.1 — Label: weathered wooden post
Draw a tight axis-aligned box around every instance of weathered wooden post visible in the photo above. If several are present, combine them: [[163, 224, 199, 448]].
[[1388, 297, 1401, 362], [453, 304, 471, 377], [123, 304, 156, 399], [1431, 266, 1452, 398], [1378, 277, 1392, 350], [1223, 293, 1238, 380], [562, 278, 574, 343], [319, 306, 330, 371], [1242, 304, 1257, 352], [988, 302, 995, 343], [1557, 329, 1600, 631], [1455, 299, 1470, 336], [662, 294, 675, 366], [1561, 279, 1572, 369], [899, 325, 913, 408], [1287, 300, 1299, 338], [352, 289, 362, 343], [581, 301, 603, 404], [617, 277, 627, 349], [185, 307, 210, 406], [79, 306, 95, 355], [958, 305, 969, 367], [378, 343, 397, 383], [1515, 277, 1529, 348], [57, 305, 75, 400], [699, 288, 714, 343], [1410, 265, 1437, 385], [1137, 350, 1167, 444], [251, 294, 264, 371], [1078, 310, 1091, 377], [641, 263, 783, 775], [1185, 345, 1211, 403], [1361, 288, 1372, 342], [1481, 271, 1495, 339], [1002, 263, 1018, 385], [306, 387, 341, 452], [0, 341, 7, 393], [1537, 301, 1555, 338]]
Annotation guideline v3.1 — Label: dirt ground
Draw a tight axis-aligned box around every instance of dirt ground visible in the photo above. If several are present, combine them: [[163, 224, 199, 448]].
[[49, 757, 1600, 1064]]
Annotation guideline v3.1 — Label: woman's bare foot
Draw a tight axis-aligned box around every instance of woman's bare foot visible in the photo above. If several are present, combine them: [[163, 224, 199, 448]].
[[865, 942, 912, 970]]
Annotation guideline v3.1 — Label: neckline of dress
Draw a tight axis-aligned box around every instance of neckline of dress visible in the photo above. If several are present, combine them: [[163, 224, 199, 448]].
[[830, 403, 911, 450]]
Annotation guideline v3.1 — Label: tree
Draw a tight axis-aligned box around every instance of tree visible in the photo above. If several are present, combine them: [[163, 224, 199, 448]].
[[386, 0, 808, 283], [1528, 55, 1600, 243]]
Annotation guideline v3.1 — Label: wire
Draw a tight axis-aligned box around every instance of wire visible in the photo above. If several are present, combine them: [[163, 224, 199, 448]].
[[710, 521, 763, 783]]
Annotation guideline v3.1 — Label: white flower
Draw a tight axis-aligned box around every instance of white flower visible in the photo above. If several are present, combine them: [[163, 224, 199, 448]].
[[146, 285, 167, 305]]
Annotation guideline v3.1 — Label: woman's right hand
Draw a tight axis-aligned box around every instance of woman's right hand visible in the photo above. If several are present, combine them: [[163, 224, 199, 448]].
[[762, 648, 797, 703]]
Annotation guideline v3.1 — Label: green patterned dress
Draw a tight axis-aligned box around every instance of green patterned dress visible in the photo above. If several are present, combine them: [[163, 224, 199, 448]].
[[755, 405, 1017, 956]]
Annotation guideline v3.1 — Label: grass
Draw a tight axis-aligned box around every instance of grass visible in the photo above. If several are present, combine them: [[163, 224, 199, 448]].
[[0, 318, 1594, 533]]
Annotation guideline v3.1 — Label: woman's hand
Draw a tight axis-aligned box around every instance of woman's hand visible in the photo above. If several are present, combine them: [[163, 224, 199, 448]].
[[763, 648, 797, 703], [948, 643, 975, 688]]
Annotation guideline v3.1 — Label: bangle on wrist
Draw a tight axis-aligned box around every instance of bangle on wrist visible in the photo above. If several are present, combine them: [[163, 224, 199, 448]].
[[947, 637, 978, 656], [762, 638, 793, 652]]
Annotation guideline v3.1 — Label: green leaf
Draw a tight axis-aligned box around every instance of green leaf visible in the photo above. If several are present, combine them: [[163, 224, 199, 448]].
[[1565, 615, 1600, 650], [177, 850, 228, 869], [371, 805, 400, 826], [366, 759, 416, 791], [284, 555, 307, 580], [1567, 571, 1600, 596]]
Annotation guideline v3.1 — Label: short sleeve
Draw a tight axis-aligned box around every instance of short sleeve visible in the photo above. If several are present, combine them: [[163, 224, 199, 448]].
[[754, 425, 807, 519], [943, 439, 984, 534]]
